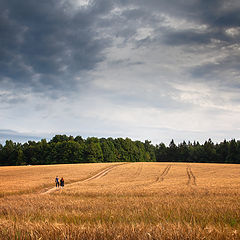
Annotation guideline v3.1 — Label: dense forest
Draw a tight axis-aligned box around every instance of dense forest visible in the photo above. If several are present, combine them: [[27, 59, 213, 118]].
[[0, 135, 240, 166]]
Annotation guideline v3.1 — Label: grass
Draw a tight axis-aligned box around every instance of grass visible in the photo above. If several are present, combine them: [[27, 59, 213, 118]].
[[0, 162, 240, 239]]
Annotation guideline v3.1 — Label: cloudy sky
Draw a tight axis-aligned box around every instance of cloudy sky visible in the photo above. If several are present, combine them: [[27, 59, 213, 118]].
[[1, 0, 240, 145]]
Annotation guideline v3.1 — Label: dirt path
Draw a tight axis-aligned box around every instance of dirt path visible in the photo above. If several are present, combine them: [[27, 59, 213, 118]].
[[41, 164, 125, 195], [186, 166, 197, 185]]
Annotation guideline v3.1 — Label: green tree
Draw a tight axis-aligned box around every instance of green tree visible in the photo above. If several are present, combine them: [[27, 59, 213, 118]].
[[85, 137, 103, 163], [216, 140, 228, 163], [203, 139, 216, 163], [100, 138, 117, 162], [144, 140, 156, 161], [178, 141, 189, 162], [156, 143, 167, 162], [227, 139, 238, 163], [1, 140, 18, 165], [167, 139, 178, 162]]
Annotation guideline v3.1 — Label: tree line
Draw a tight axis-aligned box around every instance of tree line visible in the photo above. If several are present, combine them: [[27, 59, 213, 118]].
[[0, 135, 240, 166]]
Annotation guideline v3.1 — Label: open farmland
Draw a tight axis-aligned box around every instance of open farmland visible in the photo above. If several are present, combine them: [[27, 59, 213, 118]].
[[0, 162, 240, 239]]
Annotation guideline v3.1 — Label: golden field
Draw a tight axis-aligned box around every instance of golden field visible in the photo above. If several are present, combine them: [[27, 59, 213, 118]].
[[0, 162, 240, 239]]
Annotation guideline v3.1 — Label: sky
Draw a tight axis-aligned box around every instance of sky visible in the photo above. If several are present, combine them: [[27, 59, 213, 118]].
[[0, 0, 240, 145]]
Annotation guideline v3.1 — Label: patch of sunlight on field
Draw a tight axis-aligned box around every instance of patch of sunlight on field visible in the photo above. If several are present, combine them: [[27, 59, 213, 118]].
[[0, 163, 119, 195], [1, 162, 240, 239]]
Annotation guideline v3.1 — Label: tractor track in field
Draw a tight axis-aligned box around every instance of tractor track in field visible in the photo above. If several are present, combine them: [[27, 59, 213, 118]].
[[133, 164, 172, 188], [132, 162, 143, 180], [155, 165, 171, 182], [186, 166, 197, 185], [128, 163, 143, 183], [41, 163, 126, 195]]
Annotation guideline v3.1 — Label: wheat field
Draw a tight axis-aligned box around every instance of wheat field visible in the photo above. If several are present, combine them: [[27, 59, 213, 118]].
[[0, 162, 240, 239]]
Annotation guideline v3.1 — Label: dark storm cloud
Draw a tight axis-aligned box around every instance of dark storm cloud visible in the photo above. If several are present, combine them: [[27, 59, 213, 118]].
[[1, 0, 240, 95], [194, 0, 240, 28], [0, 0, 112, 93], [118, 0, 240, 28], [115, 0, 240, 46], [115, 0, 240, 86]]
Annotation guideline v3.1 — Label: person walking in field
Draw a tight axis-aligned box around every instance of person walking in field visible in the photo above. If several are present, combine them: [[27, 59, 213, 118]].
[[55, 176, 60, 188], [60, 177, 64, 188]]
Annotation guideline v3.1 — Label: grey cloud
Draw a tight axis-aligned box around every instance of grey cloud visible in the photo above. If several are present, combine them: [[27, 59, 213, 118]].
[[195, 1, 240, 28], [0, 91, 28, 105], [213, 10, 240, 28], [112, 93, 189, 111], [163, 30, 212, 46], [122, 0, 240, 29], [0, 129, 43, 144], [190, 55, 240, 81], [114, 0, 240, 46], [109, 58, 144, 67], [161, 28, 239, 47]]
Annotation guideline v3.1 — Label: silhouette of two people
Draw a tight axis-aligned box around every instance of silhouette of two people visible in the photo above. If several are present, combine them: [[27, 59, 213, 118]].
[[55, 176, 64, 188]]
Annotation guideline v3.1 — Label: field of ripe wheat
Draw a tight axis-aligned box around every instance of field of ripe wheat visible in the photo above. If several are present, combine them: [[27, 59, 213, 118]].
[[0, 162, 240, 240]]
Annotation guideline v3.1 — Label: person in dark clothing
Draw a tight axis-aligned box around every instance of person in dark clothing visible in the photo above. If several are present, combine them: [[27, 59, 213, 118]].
[[60, 177, 64, 188], [55, 176, 59, 188]]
